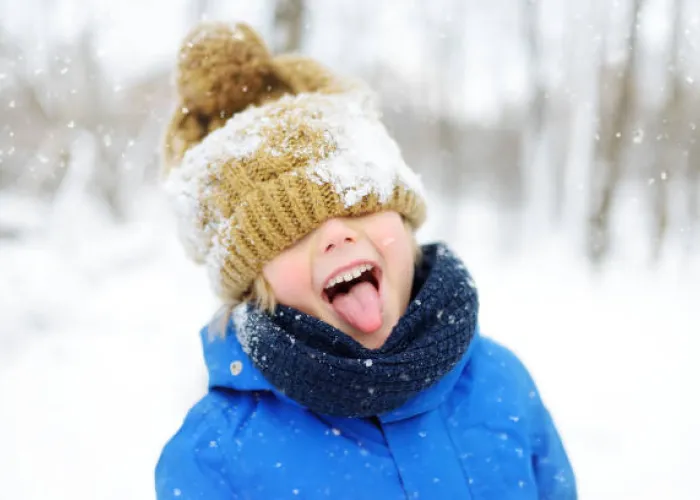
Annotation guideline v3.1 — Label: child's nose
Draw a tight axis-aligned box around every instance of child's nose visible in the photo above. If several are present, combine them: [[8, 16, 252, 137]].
[[318, 218, 357, 254]]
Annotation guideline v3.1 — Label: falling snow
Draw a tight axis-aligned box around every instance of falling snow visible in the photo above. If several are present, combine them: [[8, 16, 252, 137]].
[[1, 2, 699, 500]]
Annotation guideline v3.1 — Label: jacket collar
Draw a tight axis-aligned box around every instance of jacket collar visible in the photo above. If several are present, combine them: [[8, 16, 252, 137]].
[[201, 321, 481, 422]]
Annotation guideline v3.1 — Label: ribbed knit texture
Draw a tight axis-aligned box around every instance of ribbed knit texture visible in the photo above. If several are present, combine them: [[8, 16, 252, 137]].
[[234, 243, 478, 418]]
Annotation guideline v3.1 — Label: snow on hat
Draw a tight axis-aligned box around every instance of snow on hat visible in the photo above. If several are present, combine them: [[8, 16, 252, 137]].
[[162, 21, 427, 303]]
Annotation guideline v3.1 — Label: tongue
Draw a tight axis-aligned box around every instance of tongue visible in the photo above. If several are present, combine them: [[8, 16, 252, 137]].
[[331, 281, 383, 333]]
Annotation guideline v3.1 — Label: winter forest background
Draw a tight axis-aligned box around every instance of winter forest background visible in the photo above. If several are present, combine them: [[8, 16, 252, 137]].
[[0, 0, 698, 499]]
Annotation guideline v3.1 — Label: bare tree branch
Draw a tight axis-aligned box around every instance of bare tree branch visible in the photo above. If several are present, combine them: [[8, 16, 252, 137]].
[[273, 0, 305, 53], [647, 0, 686, 260], [588, 0, 644, 262]]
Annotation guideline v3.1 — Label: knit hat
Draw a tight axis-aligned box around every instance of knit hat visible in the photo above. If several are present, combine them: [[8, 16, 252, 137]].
[[162, 22, 427, 303]]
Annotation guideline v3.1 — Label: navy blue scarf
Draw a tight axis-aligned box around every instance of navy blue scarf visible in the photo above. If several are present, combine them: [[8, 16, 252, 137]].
[[234, 243, 478, 418]]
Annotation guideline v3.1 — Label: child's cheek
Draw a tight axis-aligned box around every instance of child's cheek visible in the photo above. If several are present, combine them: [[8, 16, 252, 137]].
[[366, 221, 392, 247], [370, 217, 407, 255], [273, 264, 314, 305], [381, 236, 396, 248]]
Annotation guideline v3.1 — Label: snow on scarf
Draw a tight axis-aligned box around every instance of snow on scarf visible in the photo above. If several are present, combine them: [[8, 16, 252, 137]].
[[233, 243, 479, 418]]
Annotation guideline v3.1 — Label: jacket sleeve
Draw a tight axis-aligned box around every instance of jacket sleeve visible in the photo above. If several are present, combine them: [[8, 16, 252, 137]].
[[529, 389, 577, 499], [155, 396, 235, 500]]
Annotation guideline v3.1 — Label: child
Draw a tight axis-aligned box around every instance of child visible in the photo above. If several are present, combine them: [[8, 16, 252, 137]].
[[156, 22, 576, 500]]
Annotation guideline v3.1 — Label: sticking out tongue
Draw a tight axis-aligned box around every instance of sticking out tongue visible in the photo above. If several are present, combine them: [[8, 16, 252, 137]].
[[331, 281, 383, 333]]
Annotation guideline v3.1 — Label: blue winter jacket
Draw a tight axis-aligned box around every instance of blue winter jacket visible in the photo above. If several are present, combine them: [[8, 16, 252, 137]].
[[155, 324, 576, 499]]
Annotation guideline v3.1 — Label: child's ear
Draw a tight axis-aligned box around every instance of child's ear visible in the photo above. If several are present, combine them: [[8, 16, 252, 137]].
[[162, 22, 273, 170]]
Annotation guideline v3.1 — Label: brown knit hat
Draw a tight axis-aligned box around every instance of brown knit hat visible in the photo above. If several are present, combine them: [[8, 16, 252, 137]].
[[163, 22, 427, 303]]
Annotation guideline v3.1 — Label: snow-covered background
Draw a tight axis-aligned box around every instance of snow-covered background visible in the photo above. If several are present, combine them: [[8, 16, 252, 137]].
[[1, 189, 697, 500], [1, 1, 699, 499]]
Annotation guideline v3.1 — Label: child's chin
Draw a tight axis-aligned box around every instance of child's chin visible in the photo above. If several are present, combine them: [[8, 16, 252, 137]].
[[366, 331, 392, 350], [352, 321, 393, 350]]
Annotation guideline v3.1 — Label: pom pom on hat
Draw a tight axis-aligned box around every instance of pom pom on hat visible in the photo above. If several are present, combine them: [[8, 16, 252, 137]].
[[162, 22, 358, 170], [163, 22, 274, 168], [177, 22, 272, 116]]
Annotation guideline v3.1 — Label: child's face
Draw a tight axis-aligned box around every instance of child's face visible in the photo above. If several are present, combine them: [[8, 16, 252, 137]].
[[262, 211, 416, 349]]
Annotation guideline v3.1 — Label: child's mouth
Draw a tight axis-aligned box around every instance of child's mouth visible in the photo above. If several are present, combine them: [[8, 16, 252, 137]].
[[322, 263, 383, 334]]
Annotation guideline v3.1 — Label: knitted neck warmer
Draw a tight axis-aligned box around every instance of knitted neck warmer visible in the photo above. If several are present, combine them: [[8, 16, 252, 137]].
[[234, 243, 478, 418]]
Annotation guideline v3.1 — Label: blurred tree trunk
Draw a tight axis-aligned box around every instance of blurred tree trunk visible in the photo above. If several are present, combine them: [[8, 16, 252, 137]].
[[522, 0, 572, 227], [676, 0, 700, 253], [647, 0, 685, 260], [436, 3, 467, 204], [415, 1, 457, 208], [549, 99, 573, 221], [75, 27, 122, 218], [523, 0, 545, 178], [549, 2, 575, 222], [688, 120, 700, 250], [588, 0, 643, 262], [273, 0, 305, 53]]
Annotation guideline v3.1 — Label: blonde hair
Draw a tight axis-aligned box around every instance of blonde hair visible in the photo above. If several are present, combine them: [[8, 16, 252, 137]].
[[244, 274, 278, 314]]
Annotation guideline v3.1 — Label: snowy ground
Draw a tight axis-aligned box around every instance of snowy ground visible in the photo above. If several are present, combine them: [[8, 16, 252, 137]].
[[0, 189, 698, 500]]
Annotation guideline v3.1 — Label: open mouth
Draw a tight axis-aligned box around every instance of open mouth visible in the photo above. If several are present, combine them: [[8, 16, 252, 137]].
[[322, 263, 382, 304]]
